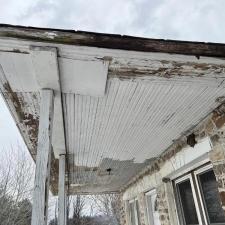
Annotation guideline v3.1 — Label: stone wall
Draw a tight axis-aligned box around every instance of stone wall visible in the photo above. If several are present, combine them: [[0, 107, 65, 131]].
[[109, 193, 127, 225], [207, 106, 225, 212], [156, 185, 170, 225], [212, 163, 225, 210], [137, 193, 147, 225]]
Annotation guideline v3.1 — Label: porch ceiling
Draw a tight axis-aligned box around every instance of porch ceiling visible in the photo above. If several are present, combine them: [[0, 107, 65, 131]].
[[0, 25, 225, 194]]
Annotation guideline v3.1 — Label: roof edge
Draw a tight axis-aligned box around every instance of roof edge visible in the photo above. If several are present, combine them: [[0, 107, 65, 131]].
[[1, 24, 225, 57]]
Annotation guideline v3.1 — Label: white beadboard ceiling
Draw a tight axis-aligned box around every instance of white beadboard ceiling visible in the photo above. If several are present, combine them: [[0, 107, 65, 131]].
[[0, 36, 225, 194]]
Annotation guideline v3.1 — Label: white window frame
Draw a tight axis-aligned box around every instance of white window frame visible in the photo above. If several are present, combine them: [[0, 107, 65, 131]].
[[174, 173, 203, 225], [194, 164, 225, 225], [174, 163, 225, 225], [129, 198, 139, 225], [145, 189, 161, 225], [193, 164, 213, 225]]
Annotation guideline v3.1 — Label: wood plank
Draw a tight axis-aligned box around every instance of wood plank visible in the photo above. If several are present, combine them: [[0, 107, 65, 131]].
[[31, 89, 54, 225], [30, 46, 66, 157], [1, 24, 225, 57], [58, 154, 66, 225], [60, 58, 109, 96]]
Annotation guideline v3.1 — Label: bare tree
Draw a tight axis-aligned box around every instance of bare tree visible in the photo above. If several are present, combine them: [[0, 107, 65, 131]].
[[48, 198, 58, 225], [68, 195, 86, 225], [88, 194, 121, 225], [0, 145, 34, 225]]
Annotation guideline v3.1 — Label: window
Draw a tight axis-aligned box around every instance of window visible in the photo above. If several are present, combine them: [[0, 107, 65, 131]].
[[175, 174, 200, 225], [146, 189, 161, 225], [195, 166, 225, 224], [129, 198, 140, 225], [174, 164, 225, 225]]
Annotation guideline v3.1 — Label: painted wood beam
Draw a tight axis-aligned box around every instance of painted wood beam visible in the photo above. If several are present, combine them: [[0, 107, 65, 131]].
[[58, 154, 66, 225], [30, 46, 66, 158], [31, 89, 54, 225], [2, 24, 225, 57]]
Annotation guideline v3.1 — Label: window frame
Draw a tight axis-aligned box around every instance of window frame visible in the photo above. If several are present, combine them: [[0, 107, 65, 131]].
[[145, 189, 161, 225], [174, 173, 204, 225], [193, 164, 212, 225], [173, 164, 225, 225], [129, 198, 140, 225], [194, 164, 225, 225]]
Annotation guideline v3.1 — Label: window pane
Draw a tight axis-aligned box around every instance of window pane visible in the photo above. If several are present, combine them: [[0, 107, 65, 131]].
[[177, 179, 199, 225], [198, 170, 225, 224]]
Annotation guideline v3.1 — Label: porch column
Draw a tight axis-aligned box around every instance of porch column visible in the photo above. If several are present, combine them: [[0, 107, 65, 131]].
[[58, 154, 66, 225], [31, 89, 54, 225]]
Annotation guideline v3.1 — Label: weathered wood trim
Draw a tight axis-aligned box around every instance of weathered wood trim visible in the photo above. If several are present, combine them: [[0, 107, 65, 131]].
[[31, 89, 54, 225], [1, 24, 225, 57], [30, 46, 66, 158], [58, 154, 66, 225]]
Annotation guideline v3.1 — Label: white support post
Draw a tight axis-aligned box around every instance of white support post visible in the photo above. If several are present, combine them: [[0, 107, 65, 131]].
[[31, 89, 54, 225], [58, 154, 66, 225]]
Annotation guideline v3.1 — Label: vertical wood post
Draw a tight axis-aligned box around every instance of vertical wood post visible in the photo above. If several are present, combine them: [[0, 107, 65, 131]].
[[58, 154, 66, 225], [31, 89, 54, 225]]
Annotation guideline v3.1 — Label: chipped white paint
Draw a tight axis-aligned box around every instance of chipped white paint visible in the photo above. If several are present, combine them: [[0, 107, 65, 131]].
[[43, 32, 58, 39], [63, 75, 225, 193], [30, 46, 66, 157], [0, 50, 110, 96], [1, 37, 225, 193], [0, 64, 40, 154], [1, 38, 225, 65], [31, 89, 54, 225], [122, 137, 211, 200]]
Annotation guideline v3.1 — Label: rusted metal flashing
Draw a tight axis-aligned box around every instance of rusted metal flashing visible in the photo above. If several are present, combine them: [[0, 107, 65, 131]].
[[1, 24, 225, 57]]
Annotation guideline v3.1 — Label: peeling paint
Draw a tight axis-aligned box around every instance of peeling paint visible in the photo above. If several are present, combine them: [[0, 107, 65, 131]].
[[3, 82, 39, 149], [0, 48, 29, 54], [2, 25, 225, 57], [67, 157, 152, 194], [109, 60, 225, 78]]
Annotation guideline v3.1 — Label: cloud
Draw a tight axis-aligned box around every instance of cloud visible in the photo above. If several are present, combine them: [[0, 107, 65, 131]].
[[0, 0, 224, 42]]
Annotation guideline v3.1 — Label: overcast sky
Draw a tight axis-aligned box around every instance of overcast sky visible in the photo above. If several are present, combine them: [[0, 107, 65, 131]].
[[0, 0, 225, 155], [1, 0, 225, 42]]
